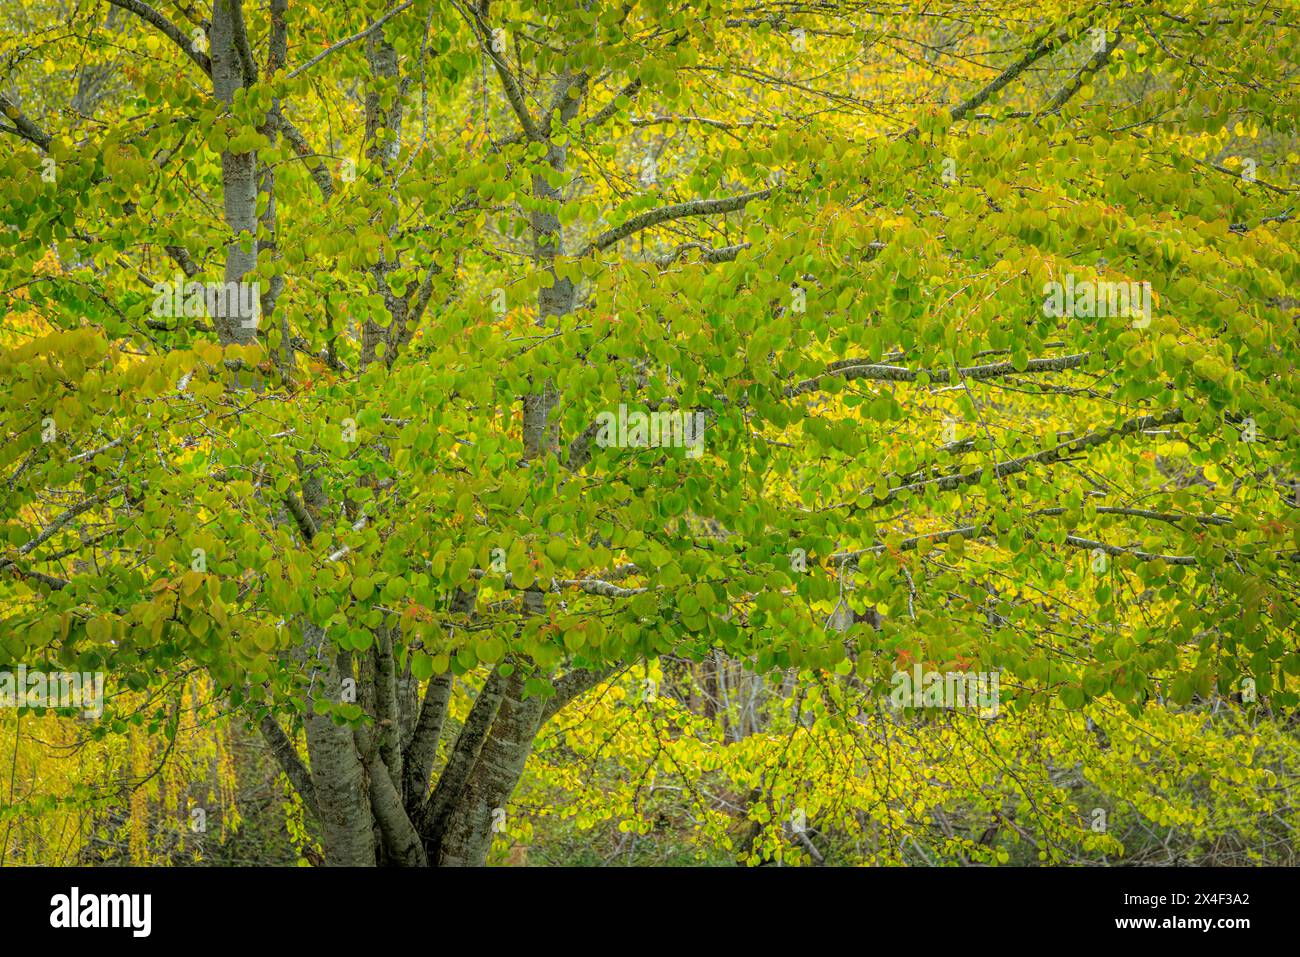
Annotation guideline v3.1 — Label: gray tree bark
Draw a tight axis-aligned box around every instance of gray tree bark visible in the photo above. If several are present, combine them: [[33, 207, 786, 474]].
[[209, 0, 259, 348]]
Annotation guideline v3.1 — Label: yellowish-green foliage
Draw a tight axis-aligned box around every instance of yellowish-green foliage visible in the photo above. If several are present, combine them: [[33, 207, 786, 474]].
[[0, 0, 1297, 866], [0, 676, 240, 865], [512, 668, 1300, 865]]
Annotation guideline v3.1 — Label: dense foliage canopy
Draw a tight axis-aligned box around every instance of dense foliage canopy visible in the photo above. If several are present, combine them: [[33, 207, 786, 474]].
[[1, 0, 1298, 866]]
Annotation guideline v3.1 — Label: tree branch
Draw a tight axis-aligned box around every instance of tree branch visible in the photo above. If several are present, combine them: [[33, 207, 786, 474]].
[[587, 189, 771, 254], [284, 0, 418, 81], [787, 353, 1092, 396], [257, 714, 321, 820], [451, 0, 540, 140], [847, 407, 1186, 512], [0, 92, 52, 149], [107, 0, 212, 75]]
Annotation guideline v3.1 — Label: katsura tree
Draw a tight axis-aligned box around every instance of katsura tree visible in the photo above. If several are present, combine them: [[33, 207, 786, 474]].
[[1, 0, 1297, 867]]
